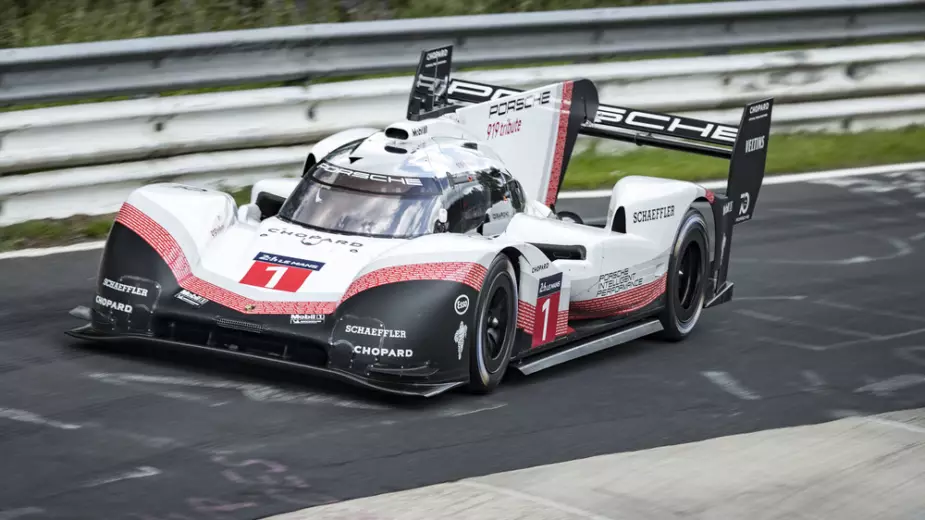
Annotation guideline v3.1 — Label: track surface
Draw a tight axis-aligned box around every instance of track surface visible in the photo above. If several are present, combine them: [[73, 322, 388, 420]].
[[2, 172, 925, 519]]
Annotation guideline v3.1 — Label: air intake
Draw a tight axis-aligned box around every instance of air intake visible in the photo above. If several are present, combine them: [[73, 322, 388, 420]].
[[384, 127, 409, 140], [214, 316, 267, 333]]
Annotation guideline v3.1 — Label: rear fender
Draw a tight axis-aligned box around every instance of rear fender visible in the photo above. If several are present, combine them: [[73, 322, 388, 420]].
[[605, 176, 705, 254]]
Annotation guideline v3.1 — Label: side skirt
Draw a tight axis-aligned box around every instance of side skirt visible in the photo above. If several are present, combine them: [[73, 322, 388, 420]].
[[512, 319, 663, 375]]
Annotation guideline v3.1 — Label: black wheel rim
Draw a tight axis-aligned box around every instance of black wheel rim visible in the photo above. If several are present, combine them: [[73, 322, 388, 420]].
[[481, 282, 511, 373], [675, 241, 703, 323]]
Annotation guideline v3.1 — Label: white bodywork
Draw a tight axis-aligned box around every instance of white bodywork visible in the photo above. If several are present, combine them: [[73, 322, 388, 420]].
[[116, 80, 711, 346]]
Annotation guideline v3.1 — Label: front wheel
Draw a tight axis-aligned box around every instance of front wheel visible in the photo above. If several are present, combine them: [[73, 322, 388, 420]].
[[657, 208, 709, 341], [466, 255, 518, 394]]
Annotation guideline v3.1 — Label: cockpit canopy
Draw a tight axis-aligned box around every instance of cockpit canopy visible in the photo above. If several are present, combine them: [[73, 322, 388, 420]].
[[278, 136, 527, 239]]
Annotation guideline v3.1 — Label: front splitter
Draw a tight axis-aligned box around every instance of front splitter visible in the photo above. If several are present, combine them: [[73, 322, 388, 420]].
[[65, 322, 465, 398]]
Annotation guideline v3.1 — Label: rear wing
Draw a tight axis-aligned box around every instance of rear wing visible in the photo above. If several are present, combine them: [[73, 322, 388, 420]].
[[406, 46, 771, 220]]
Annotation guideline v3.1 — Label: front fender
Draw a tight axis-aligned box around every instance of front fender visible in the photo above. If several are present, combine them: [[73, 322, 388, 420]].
[[122, 183, 236, 265], [331, 275, 478, 385]]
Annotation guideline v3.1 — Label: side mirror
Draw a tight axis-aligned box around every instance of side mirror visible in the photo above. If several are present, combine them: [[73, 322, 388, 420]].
[[434, 208, 448, 233], [237, 203, 261, 224], [255, 192, 285, 220]]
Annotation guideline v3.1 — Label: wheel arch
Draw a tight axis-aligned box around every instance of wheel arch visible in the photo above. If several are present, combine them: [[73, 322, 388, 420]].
[[690, 196, 716, 265]]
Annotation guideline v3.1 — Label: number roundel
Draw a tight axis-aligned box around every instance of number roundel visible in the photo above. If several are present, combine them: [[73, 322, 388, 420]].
[[532, 272, 563, 347], [240, 252, 325, 293]]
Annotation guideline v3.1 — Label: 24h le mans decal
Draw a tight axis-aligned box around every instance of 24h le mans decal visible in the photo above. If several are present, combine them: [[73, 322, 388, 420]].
[[533, 272, 563, 347], [240, 252, 325, 292]]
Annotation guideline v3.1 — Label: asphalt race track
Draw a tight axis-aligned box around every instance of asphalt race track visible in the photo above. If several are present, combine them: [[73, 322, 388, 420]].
[[2, 170, 925, 519]]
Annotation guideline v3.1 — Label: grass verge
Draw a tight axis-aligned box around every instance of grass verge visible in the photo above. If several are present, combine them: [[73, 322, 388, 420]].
[[562, 126, 925, 189], [2, 126, 924, 253]]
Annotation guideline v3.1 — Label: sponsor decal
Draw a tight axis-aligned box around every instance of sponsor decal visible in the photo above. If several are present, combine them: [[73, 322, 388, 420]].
[[749, 102, 770, 114], [266, 228, 363, 250], [454, 321, 467, 360], [723, 201, 733, 216], [426, 48, 448, 61], [210, 214, 228, 238], [596, 268, 644, 297], [95, 295, 132, 314], [412, 126, 428, 136], [301, 235, 364, 249], [447, 79, 521, 102], [737, 192, 751, 222], [633, 205, 675, 224], [533, 272, 563, 347], [594, 105, 737, 144], [317, 162, 423, 186], [175, 289, 208, 307], [102, 278, 148, 297], [531, 262, 550, 274], [352, 346, 414, 358], [344, 325, 407, 339], [488, 91, 552, 118], [490, 210, 512, 221], [240, 252, 324, 292], [745, 135, 765, 154], [454, 294, 470, 315], [291, 314, 325, 325], [486, 118, 522, 140]]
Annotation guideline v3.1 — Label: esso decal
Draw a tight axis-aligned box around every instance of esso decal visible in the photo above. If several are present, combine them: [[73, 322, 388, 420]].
[[454, 295, 470, 315]]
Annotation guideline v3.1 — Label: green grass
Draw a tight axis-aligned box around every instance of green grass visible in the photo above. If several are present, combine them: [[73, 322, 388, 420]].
[[3, 126, 924, 252], [562, 126, 925, 189], [2, 0, 717, 49], [0, 214, 115, 252]]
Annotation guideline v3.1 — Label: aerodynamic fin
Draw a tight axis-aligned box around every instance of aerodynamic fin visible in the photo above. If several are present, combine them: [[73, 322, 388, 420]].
[[406, 45, 455, 121], [450, 79, 599, 206], [707, 98, 773, 307], [725, 98, 773, 226]]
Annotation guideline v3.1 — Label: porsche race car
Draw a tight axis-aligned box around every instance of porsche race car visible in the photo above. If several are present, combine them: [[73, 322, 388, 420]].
[[67, 45, 773, 396]]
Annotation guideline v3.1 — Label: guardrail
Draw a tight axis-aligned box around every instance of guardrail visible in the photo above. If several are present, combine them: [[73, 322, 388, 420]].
[[1, 0, 924, 106], [2, 41, 923, 177], [2, 40, 925, 226]]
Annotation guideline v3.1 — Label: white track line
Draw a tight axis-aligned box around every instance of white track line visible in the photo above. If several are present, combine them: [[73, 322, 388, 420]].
[[2, 162, 923, 260], [702, 371, 762, 401], [0, 240, 106, 260]]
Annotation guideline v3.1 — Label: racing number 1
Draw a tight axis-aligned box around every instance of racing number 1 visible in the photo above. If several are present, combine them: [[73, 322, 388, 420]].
[[240, 261, 312, 292], [533, 273, 563, 347]]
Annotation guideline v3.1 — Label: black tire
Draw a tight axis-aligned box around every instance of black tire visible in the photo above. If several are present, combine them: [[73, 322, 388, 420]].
[[466, 255, 518, 394], [657, 208, 709, 341]]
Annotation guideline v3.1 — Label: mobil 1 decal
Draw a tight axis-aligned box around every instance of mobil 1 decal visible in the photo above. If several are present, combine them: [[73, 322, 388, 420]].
[[533, 272, 563, 348], [240, 252, 324, 292]]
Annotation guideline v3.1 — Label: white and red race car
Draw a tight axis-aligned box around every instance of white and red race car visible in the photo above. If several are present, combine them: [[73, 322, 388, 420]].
[[68, 45, 773, 397]]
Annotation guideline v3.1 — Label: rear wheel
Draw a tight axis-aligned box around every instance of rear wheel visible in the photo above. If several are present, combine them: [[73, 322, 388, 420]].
[[657, 208, 709, 341], [467, 255, 518, 394]]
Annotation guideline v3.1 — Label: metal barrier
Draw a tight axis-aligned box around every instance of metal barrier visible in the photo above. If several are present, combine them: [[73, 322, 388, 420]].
[[2, 39, 925, 225], [1, 0, 924, 106], [2, 41, 923, 177]]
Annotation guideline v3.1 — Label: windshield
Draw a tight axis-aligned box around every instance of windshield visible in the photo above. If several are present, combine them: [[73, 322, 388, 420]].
[[278, 159, 445, 239]]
